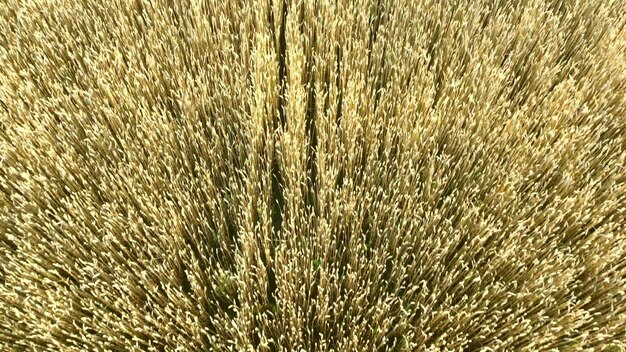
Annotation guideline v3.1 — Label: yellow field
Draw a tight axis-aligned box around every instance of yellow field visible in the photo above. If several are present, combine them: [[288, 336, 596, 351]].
[[1, 0, 625, 350]]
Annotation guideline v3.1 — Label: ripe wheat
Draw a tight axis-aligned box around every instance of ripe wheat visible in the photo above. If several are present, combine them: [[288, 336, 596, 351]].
[[1, 0, 625, 350]]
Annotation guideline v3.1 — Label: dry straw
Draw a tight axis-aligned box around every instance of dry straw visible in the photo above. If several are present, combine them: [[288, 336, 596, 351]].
[[1, 0, 625, 350]]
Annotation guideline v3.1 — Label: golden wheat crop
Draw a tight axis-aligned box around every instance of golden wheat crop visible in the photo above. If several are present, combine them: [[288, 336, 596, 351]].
[[1, 0, 625, 350]]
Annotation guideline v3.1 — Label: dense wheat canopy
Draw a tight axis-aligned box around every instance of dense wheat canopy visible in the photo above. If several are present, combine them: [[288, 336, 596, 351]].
[[1, 0, 626, 350]]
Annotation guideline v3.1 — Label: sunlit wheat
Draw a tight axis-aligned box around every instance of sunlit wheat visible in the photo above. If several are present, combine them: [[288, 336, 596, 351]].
[[1, 0, 625, 350]]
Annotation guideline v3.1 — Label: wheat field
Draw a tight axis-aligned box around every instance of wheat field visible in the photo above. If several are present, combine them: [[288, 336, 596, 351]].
[[1, 0, 626, 350]]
